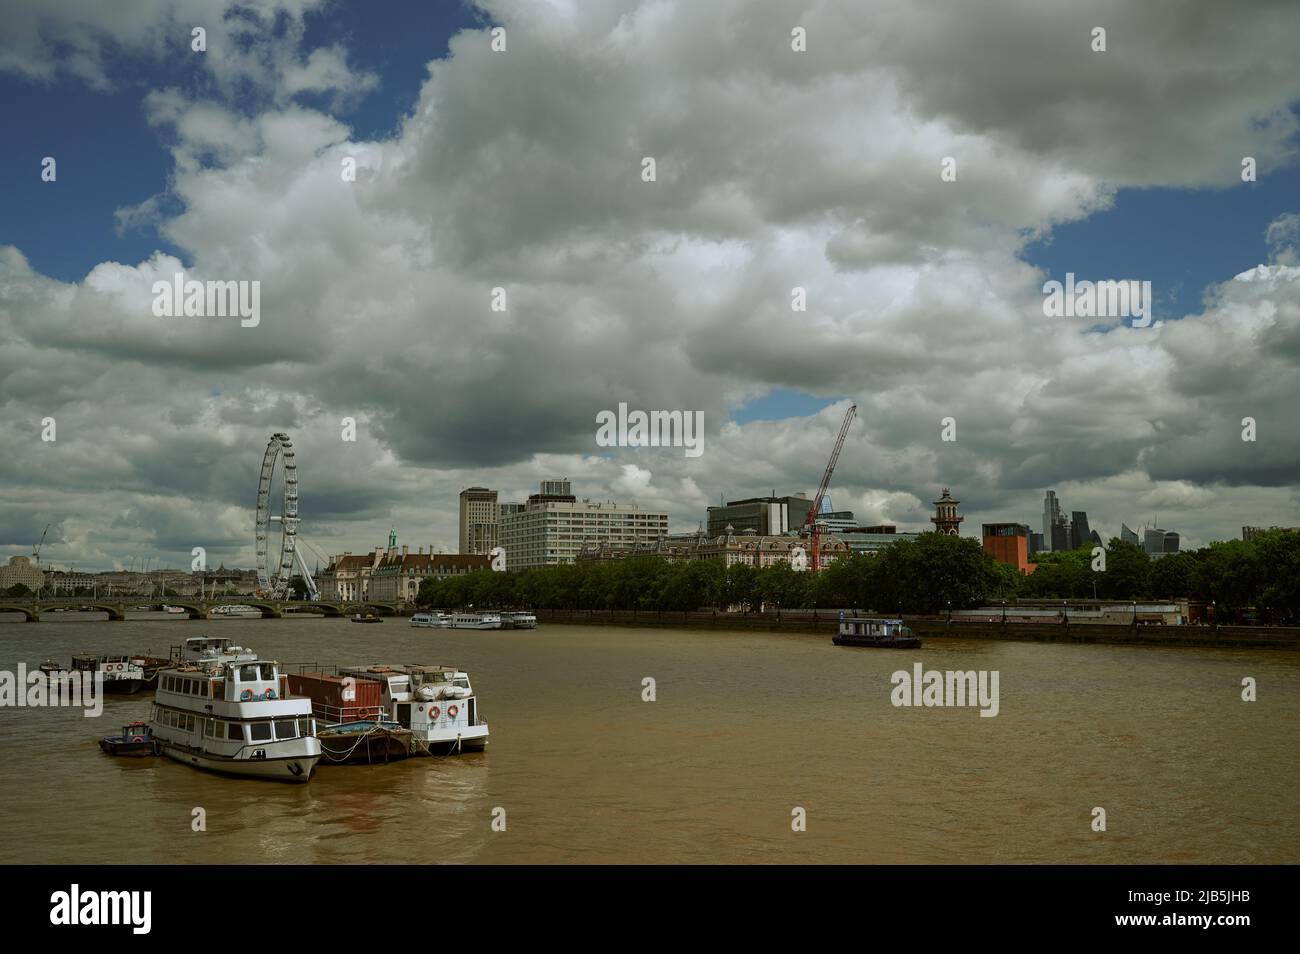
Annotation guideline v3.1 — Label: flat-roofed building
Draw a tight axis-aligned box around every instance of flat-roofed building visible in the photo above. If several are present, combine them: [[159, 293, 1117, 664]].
[[578, 526, 849, 569], [458, 487, 499, 555], [500, 481, 669, 569], [0, 555, 45, 591], [981, 522, 1036, 574], [838, 525, 921, 555], [706, 494, 814, 538]]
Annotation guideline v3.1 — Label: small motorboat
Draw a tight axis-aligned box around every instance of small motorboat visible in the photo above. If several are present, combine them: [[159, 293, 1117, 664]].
[[99, 721, 154, 757], [351, 613, 383, 624], [38, 659, 62, 679]]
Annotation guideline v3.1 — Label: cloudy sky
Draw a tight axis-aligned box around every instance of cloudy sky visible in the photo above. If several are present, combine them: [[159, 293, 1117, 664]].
[[2, 0, 1299, 573]]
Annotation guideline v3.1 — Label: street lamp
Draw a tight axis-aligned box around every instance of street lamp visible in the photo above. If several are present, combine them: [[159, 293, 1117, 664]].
[[1001, 599, 1006, 624]]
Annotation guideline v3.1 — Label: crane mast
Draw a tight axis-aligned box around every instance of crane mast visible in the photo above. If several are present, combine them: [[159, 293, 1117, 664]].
[[803, 404, 857, 571], [32, 524, 50, 567]]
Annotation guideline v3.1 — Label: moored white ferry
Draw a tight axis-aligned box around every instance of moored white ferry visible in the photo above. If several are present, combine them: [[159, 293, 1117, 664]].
[[446, 612, 501, 630], [336, 664, 488, 755], [499, 611, 537, 629], [210, 604, 263, 618], [409, 612, 450, 628], [149, 658, 321, 782]]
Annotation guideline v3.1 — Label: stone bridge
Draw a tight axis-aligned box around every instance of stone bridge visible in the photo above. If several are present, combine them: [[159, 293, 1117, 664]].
[[0, 598, 404, 622]]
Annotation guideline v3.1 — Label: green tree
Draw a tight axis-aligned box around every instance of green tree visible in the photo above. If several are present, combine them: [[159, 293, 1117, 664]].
[[1147, 551, 1197, 598], [5, 583, 31, 598], [1097, 538, 1149, 600]]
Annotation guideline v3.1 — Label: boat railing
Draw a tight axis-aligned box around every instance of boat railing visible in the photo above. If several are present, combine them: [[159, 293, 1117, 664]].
[[310, 702, 385, 726]]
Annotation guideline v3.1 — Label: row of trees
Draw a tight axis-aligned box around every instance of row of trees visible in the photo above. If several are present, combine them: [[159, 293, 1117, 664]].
[[417, 528, 1300, 620], [418, 533, 1016, 615], [1020, 530, 1300, 617]]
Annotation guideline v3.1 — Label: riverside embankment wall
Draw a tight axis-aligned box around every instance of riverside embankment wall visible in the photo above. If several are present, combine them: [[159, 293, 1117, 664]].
[[532, 608, 1300, 650]]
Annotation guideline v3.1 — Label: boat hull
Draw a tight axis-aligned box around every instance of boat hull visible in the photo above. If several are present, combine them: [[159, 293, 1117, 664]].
[[102, 678, 149, 694], [832, 635, 922, 649], [409, 722, 490, 755], [156, 742, 320, 782], [318, 727, 413, 764], [100, 739, 153, 757]]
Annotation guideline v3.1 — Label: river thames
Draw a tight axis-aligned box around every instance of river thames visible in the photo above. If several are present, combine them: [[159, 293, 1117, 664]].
[[1, 612, 1296, 864]]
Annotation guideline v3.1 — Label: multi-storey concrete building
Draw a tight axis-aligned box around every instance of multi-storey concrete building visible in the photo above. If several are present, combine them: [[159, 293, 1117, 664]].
[[500, 480, 669, 569], [578, 526, 849, 568], [0, 555, 45, 591], [705, 494, 814, 538], [837, 525, 921, 555], [458, 487, 499, 555]]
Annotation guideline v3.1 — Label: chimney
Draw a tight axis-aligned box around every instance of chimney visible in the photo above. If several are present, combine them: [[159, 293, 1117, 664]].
[[401, 545, 409, 557], [418, 546, 423, 554]]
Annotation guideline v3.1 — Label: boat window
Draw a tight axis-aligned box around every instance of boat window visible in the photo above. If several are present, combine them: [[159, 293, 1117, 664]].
[[183, 714, 194, 731], [239, 664, 258, 681], [260, 663, 277, 680], [249, 722, 272, 742], [227, 723, 245, 742], [453, 677, 469, 688], [274, 720, 297, 740], [299, 718, 315, 736]]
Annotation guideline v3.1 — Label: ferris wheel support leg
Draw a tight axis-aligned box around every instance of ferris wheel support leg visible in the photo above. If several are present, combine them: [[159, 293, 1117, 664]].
[[294, 546, 320, 601]]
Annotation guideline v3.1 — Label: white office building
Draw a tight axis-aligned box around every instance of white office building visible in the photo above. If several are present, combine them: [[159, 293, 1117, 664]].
[[500, 480, 669, 569]]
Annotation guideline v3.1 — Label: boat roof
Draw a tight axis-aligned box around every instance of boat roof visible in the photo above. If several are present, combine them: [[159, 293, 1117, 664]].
[[341, 664, 459, 676]]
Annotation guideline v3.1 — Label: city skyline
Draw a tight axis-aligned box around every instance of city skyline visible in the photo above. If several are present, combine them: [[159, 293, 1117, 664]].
[[3, 1, 1299, 572]]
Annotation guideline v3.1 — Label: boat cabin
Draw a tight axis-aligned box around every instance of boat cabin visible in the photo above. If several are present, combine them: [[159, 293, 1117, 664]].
[[173, 636, 256, 667], [837, 615, 911, 639]]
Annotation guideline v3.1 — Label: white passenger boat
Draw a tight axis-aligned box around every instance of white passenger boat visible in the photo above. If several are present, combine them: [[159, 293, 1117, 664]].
[[162, 604, 187, 615], [70, 653, 148, 694], [337, 664, 488, 754], [446, 612, 501, 630], [409, 612, 450, 628], [211, 604, 263, 618], [149, 658, 321, 782], [171, 636, 258, 668], [500, 612, 537, 629]]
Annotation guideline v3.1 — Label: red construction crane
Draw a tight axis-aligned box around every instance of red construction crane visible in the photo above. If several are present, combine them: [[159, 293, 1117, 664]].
[[803, 404, 857, 571]]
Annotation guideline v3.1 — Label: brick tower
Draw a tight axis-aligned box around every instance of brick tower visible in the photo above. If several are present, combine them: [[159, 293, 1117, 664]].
[[931, 488, 963, 535]]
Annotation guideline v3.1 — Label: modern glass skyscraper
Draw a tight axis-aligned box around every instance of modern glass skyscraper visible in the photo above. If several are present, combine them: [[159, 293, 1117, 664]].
[[1042, 491, 1061, 550], [1071, 511, 1092, 548]]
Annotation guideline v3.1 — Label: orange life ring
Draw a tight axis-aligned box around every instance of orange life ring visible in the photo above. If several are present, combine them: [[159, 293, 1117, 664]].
[[447, 704, 459, 719], [430, 705, 441, 719], [130, 736, 145, 743]]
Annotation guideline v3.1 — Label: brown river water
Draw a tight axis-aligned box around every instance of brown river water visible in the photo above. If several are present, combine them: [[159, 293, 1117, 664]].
[[0, 612, 1296, 864]]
